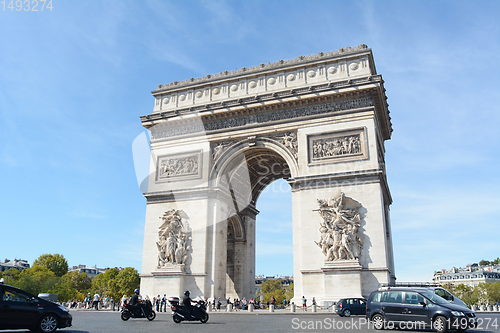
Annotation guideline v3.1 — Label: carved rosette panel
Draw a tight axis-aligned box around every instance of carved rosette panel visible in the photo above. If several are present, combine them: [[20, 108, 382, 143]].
[[156, 151, 202, 182], [315, 192, 364, 261], [156, 209, 191, 269]]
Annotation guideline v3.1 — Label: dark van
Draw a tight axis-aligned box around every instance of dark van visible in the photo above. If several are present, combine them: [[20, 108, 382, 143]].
[[0, 284, 72, 332], [366, 288, 476, 332]]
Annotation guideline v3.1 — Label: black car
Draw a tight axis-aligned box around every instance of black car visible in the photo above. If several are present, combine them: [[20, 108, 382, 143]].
[[335, 298, 366, 317], [0, 284, 72, 332], [366, 288, 476, 332]]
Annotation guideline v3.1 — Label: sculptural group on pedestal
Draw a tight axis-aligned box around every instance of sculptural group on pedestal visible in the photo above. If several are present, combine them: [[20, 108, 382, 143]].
[[315, 192, 363, 261], [156, 209, 191, 268]]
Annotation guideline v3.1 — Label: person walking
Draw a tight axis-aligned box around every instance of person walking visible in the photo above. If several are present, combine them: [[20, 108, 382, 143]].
[[156, 295, 160, 312], [93, 292, 100, 310]]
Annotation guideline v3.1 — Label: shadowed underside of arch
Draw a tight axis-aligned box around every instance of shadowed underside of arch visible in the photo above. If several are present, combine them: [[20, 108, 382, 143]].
[[214, 142, 293, 211]]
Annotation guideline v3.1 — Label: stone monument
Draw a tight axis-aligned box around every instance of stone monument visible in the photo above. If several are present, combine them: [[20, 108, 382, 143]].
[[139, 44, 395, 303]]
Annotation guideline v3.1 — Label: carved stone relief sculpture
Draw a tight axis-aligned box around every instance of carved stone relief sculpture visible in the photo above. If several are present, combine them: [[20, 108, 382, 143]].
[[312, 134, 361, 159], [212, 141, 235, 161], [159, 156, 198, 178], [315, 192, 363, 261], [273, 132, 298, 160], [156, 151, 202, 182], [157, 209, 191, 268]]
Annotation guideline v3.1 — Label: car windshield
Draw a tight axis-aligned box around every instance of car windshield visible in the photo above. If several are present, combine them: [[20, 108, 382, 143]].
[[420, 291, 449, 305]]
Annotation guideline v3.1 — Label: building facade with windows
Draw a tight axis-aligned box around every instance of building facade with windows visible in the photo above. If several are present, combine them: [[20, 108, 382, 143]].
[[0, 259, 30, 272], [433, 264, 500, 287]]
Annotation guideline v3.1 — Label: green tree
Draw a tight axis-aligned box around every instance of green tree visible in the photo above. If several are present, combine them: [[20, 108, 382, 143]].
[[61, 270, 91, 292], [479, 260, 491, 266], [1, 268, 20, 285], [115, 267, 140, 300], [33, 254, 69, 277], [444, 283, 477, 306], [17, 265, 59, 295], [285, 282, 294, 301], [89, 267, 139, 301], [257, 279, 288, 307], [91, 268, 117, 297], [492, 257, 500, 265]]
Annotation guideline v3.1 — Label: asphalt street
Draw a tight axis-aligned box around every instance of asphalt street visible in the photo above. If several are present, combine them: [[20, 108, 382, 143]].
[[2, 311, 499, 333]]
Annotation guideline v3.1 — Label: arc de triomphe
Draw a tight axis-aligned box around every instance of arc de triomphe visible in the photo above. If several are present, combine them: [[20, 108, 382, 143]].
[[139, 44, 395, 304]]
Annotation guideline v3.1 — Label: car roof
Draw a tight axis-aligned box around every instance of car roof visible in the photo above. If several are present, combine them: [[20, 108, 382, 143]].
[[377, 287, 434, 292]]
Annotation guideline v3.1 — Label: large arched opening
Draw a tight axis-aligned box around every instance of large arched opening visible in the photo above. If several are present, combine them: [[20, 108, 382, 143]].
[[211, 138, 297, 300]]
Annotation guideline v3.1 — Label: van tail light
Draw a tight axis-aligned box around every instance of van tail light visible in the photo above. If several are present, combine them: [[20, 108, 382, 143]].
[[339, 304, 343, 309]]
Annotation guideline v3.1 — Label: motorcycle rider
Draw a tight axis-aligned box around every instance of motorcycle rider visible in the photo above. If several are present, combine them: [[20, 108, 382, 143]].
[[128, 289, 143, 315], [182, 290, 197, 317]]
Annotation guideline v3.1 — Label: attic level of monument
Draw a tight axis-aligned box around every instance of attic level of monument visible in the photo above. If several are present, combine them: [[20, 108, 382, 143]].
[[153, 44, 374, 92], [141, 45, 391, 142]]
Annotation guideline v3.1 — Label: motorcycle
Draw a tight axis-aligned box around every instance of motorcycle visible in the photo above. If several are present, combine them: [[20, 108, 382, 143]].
[[121, 300, 156, 321], [169, 297, 209, 323]]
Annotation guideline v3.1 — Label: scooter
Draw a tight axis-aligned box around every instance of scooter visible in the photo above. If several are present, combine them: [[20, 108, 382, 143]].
[[121, 300, 156, 321], [169, 297, 209, 323]]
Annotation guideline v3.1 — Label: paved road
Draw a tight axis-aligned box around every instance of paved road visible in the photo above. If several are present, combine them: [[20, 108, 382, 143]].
[[2, 311, 499, 333]]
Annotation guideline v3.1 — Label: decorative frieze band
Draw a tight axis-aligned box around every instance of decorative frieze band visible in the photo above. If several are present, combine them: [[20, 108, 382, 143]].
[[151, 96, 374, 140], [156, 151, 202, 182]]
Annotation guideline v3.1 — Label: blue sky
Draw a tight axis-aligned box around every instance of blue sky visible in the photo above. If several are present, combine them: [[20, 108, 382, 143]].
[[1, 1, 499, 283]]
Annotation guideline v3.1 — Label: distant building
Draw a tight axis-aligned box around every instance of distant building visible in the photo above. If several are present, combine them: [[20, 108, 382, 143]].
[[433, 263, 500, 287], [69, 264, 125, 278], [255, 275, 293, 297], [0, 259, 30, 272]]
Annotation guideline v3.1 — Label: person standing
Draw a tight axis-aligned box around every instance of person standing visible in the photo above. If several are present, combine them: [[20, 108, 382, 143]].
[[161, 294, 167, 312], [110, 297, 115, 311], [93, 292, 100, 310], [302, 296, 307, 311], [120, 295, 128, 311]]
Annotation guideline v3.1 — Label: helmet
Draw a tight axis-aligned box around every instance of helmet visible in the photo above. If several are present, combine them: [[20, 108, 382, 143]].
[[184, 290, 190, 296], [134, 289, 140, 294]]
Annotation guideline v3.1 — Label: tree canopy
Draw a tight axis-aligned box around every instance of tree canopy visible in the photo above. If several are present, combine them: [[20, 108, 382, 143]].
[[257, 279, 293, 307], [2, 253, 140, 303], [33, 254, 69, 277]]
